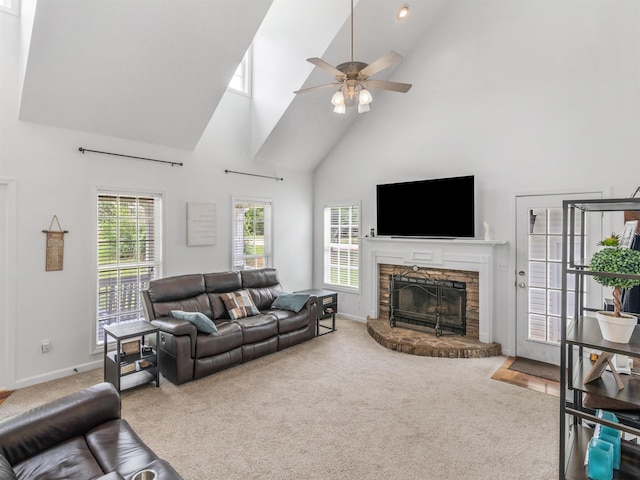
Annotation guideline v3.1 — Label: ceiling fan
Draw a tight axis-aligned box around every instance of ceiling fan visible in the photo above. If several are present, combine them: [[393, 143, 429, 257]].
[[294, 0, 412, 114]]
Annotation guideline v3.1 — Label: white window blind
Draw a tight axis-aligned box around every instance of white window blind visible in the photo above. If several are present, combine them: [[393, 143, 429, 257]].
[[96, 193, 162, 345], [324, 204, 360, 290], [232, 199, 272, 270]]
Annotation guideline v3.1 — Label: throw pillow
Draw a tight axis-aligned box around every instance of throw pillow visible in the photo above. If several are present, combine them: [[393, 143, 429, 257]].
[[170, 310, 219, 334], [221, 290, 260, 320], [271, 292, 310, 313]]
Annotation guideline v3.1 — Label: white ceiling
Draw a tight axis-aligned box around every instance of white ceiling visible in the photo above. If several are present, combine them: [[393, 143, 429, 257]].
[[18, 0, 447, 170]]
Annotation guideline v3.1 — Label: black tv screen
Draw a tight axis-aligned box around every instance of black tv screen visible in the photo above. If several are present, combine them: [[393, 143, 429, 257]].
[[376, 175, 475, 238]]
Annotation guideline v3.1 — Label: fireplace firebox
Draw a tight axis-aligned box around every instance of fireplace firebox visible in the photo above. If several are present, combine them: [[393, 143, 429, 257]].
[[390, 271, 467, 337]]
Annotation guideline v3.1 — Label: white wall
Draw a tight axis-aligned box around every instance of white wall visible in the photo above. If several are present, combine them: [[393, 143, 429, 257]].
[[0, 12, 313, 388], [313, 1, 640, 355]]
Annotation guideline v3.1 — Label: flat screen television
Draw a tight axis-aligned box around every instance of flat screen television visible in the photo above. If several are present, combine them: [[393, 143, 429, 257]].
[[376, 175, 475, 238]]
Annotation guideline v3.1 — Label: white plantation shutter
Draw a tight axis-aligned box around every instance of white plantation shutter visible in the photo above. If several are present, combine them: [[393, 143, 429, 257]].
[[323, 204, 360, 290], [232, 199, 272, 270], [96, 193, 162, 345]]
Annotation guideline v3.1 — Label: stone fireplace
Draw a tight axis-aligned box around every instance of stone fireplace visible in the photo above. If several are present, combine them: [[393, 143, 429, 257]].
[[380, 264, 479, 339], [362, 237, 504, 357]]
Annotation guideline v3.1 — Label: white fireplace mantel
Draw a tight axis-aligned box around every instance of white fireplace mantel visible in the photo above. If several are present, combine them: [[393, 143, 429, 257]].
[[362, 237, 508, 344]]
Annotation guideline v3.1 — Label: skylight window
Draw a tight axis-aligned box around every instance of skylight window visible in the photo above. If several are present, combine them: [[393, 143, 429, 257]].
[[228, 47, 251, 96], [0, 0, 20, 15]]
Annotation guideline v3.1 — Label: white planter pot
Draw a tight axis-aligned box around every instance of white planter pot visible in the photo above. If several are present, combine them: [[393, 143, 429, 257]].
[[596, 311, 638, 343]]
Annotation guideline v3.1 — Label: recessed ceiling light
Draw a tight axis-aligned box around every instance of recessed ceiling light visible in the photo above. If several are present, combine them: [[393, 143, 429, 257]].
[[397, 4, 410, 20]]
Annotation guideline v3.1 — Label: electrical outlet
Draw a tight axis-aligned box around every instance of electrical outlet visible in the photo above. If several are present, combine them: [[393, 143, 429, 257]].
[[41, 340, 50, 353]]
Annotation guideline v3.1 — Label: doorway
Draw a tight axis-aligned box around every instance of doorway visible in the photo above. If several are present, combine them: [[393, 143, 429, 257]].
[[515, 192, 601, 365], [0, 180, 15, 390]]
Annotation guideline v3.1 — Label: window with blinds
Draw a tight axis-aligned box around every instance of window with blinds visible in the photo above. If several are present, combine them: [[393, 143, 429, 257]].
[[96, 193, 162, 345], [232, 199, 272, 270], [323, 204, 360, 290], [227, 47, 251, 96]]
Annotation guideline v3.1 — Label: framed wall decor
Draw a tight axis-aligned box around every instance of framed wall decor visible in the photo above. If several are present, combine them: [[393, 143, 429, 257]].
[[620, 220, 638, 248], [42, 215, 69, 271], [122, 339, 141, 356], [187, 202, 217, 246]]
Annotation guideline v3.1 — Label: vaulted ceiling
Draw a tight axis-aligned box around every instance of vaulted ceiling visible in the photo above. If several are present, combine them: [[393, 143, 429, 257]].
[[18, 0, 446, 171]]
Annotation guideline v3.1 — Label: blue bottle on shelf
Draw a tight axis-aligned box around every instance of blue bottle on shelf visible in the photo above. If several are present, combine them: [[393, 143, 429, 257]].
[[587, 438, 614, 480]]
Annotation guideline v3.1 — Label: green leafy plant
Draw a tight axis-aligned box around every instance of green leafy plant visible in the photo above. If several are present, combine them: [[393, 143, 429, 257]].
[[590, 246, 640, 316], [598, 233, 621, 247]]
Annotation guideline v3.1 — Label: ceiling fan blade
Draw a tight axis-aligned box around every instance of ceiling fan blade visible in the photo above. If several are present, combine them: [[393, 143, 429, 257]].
[[365, 79, 412, 93], [307, 58, 346, 79], [359, 51, 403, 78], [294, 83, 341, 95]]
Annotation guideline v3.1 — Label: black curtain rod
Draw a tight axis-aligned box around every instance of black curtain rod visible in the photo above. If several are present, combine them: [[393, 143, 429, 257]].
[[78, 147, 183, 167], [225, 169, 283, 181]]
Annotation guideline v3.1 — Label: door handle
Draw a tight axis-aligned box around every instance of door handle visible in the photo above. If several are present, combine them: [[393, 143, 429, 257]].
[[518, 282, 526, 288], [518, 271, 525, 276]]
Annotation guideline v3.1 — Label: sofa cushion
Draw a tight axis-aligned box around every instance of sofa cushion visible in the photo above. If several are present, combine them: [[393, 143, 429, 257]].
[[203, 271, 242, 293], [195, 322, 243, 358], [170, 310, 218, 334], [240, 268, 280, 288], [221, 290, 260, 319], [152, 293, 212, 320], [13, 437, 105, 480], [147, 274, 205, 303], [206, 293, 228, 319], [250, 285, 284, 311], [270, 309, 312, 334], [0, 454, 17, 480], [235, 314, 278, 344], [86, 419, 158, 478], [271, 293, 310, 313]]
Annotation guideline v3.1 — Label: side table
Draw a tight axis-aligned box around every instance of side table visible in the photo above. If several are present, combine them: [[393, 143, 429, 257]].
[[103, 320, 159, 392], [296, 288, 337, 336]]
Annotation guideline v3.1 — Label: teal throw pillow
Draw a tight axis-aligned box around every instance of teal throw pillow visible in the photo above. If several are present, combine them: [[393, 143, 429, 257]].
[[170, 310, 219, 334], [271, 293, 310, 313]]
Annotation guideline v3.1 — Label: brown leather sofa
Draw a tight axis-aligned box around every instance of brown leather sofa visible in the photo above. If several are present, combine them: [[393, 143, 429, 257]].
[[141, 268, 317, 385], [0, 382, 182, 480]]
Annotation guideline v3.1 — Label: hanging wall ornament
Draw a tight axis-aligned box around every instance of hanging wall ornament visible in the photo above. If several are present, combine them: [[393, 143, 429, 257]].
[[42, 215, 69, 271]]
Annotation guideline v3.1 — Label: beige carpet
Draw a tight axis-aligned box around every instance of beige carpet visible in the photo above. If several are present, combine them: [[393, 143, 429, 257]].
[[0, 318, 558, 480]]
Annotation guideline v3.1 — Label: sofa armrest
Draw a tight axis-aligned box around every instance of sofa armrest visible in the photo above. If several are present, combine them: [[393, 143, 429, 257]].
[[96, 472, 125, 480], [151, 317, 196, 337], [151, 317, 197, 359], [0, 383, 121, 465]]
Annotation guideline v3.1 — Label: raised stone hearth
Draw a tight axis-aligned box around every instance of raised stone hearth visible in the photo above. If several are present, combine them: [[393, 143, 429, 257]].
[[367, 317, 501, 358]]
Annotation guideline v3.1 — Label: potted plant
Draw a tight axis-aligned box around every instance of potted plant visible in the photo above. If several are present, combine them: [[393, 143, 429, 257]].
[[589, 234, 640, 343]]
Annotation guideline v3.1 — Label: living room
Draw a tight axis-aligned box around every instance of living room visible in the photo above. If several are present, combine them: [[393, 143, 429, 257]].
[[2, 0, 637, 390], [1, 1, 639, 477]]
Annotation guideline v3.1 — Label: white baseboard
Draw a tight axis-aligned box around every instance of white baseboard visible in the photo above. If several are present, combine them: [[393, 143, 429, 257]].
[[336, 313, 366, 323], [14, 360, 102, 390]]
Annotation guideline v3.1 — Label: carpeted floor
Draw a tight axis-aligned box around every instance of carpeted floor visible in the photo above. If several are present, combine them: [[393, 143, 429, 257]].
[[508, 357, 561, 382], [0, 318, 559, 480]]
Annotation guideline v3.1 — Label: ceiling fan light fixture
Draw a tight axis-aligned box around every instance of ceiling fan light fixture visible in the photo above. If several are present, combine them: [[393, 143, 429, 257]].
[[359, 88, 373, 105], [334, 104, 346, 114], [331, 90, 345, 106], [397, 4, 410, 20]]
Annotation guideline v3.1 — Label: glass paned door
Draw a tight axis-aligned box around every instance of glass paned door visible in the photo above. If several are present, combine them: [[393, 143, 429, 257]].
[[516, 193, 600, 364]]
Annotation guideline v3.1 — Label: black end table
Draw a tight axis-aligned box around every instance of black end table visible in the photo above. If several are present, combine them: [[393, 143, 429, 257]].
[[296, 288, 338, 336], [103, 320, 159, 392]]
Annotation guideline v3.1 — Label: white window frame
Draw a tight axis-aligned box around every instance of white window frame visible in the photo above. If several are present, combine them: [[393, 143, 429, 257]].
[[231, 196, 273, 270], [323, 202, 361, 293], [92, 187, 164, 354], [0, 0, 20, 15], [227, 47, 251, 96]]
